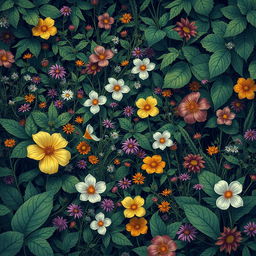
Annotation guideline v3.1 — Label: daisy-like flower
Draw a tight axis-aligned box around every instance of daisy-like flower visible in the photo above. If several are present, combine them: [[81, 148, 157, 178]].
[[136, 96, 159, 118], [132, 47, 144, 58], [174, 18, 197, 41], [193, 184, 204, 190], [121, 196, 146, 218], [61, 90, 74, 100], [28, 84, 38, 92], [179, 173, 191, 181], [90, 212, 111, 235], [177, 223, 197, 242], [131, 58, 155, 80], [48, 64, 66, 79], [47, 89, 58, 98], [207, 145, 219, 155], [225, 145, 239, 154], [31, 76, 41, 84], [4, 139, 16, 148], [243, 222, 256, 237], [141, 155, 166, 174], [83, 90, 107, 114], [67, 204, 83, 219], [18, 104, 31, 112], [183, 154, 205, 173], [105, 77, 130, 101], [158, 201, 171, 213], [132, 173, 145, 184], [77, 159, 87, 169], [60, 6, 72, 16], [89, 46, 114, 67], [121, 138, 139, 154], [54, 100, 63, 109], [52, 216, 68, 231], [83, 124, 100, 141], [123, 106, 134, 116], [101, 199, 115, 212], [231, 100, 244, 112], [152, 131, 173, 150], [75, 174, 106, 203], [84, 62, 102, 75], [102, 119, 115, 128], [244, 129, 256, 141], [118, 178, 132, 189], [214, 180, 243, 210], [215, 227, 242, 254], [135, 148, 147, 159], [216, 107, 236, 125]]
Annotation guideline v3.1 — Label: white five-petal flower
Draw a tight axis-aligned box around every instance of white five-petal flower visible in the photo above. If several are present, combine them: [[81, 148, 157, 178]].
[[75, 174, 106, 203], [152, 131, 174, 150], [214, 180, 243, 210], [83, 90, 107, 114], [83, 124, 100, 141], [104, 77, 130, 101], [90, 212, 111, 235], [131, 58, 155, 80]]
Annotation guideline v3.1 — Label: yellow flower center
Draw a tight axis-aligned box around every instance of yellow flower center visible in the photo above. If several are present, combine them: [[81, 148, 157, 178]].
[[131, 204, 138, 210], [190, 160, 198, 166], [186, 101, 198, 113], [243, 85, 249, 91], [224, 190, 233, 199], [99, 54, 105, 60], [159, 138, 165, 144], [144, 104, 151, 111], [134, 224, 141, 230], [150, 161, 157, 168], [158, 245, 168, 253], [103, 19, 109, 24], [114, 85, 121, 91], [140, 65, 147, 71], [87, 185, 96, 194], [183, 26, 190, 33], [98, 220, 104, 227], [226, 235, 235, 244], [91, 64, 97, 70], [1, 55, 7, 61], [55, 69, 60, 73], [92, 99, 99, 105], [222, 114, 228, 119], [65, 93, 70, 98], [44, 146, 54, 155], [41, 25, 48, 32]]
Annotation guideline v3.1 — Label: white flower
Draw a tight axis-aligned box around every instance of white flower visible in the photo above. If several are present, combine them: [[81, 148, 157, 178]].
[[83, 90, 107, 114], [110, 131, 119, 139], [23, 75, 31, 81], [8, 100, 15, 105], [111, 145, 116, 151], [75, 174, 106, 203], [111, 47, 118, 54], [152, 131, 174, 150], [134, 81, 141, 89], [83, 124, 100, 141], [11, 72, 18, 80], [61, 89, 73, 100], [90, 212, 111, 235], [105, 78, 130, 101], [107, 165, 115, 173], [114, 66, 121, 73], [112, 36, 119, 44], [131, 58, 155, 80], [214, 180, 243, 210], [28, 84, 38, 92], [0, 17, 9, 28], [224, 145, 239, 154]]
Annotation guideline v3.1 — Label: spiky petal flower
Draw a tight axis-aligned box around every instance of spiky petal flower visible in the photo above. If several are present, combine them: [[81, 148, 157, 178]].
[[243, 222, 256, 237], [52, 216, 68, 231], [183, 154, 205, 173], [118, 177, 132, 189], [67, 204, 83, 219], [48, 64, 66, 79], [244, 129, 256, 141], [174, 18, 197, 41], [177, 223, 197, 242], [101, 199, 115, 212], [121, 138, 139, 154], [60, 6, 72, 16]]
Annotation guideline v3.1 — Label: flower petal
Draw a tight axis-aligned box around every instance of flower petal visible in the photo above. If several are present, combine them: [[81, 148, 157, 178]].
[[84, 174, 96, 186], [88, 193, 101, 203], [80, 193, 89, 201], [97, 226, 106, 235], [39, 155, 59, 174], [135, 207, 146, 217], [104, 218, 111, 227], [32, 131, 52, 148], [90, 220, 98, 230], [95, 181, 106, 193], [89, 90, 98, 99], [230, 195, 243, 208], [75, 182, 87, 193], [44, 17, 54, 27], [53, 149, 71, 166], [214, 180, 228, 195], [134, 196, 144, 207], [133, 59, 143, 66], [124, 209, 135, 218], [51, 133, 68, 149], [90, 105, 100, 114], [95, 212, 105, 221], [229, 181, 243, 195], [121, 197, 133, 208], [27, 144, 45, 160], [139, 71, 149, 80], [216, 196, 230, 210]]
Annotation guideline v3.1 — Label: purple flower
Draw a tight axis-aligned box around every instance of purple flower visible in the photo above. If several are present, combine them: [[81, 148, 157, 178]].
[[18, 104, 31, 112], [48, 64, 66, 79], [244, 129, 256, 141], [177, 223, 197, 242], [154, 87, 162, 95], [101, 199, 115, 212], [3, 175, 14, 184], [132, 47, 144, 58], [135, 148, 146, 159], [244, 222, 256, 237], [103, 119, 115, 128], [60, 6, 72, 16], [121, 138, 139, 154], [77, 160, 87, 169], [118, 177, 132, 189], [67, 204, 83, 219], [52, 216, 68, 231], [193, 184, 204, 190], [143, 48, 155, 58], [179, 173, 191, 181], [31, 76, 41, 84], [123, 106, 134, 117], [54, 100, 64, 109], [109, 102, 118, 108], [47, 89, 58, 98]]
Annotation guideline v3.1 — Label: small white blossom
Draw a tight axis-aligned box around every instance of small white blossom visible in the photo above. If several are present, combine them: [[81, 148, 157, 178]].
[[61, 90, 74, 100], [111, 47, 118, 54], [28, 84, 38, 92], [8, 100, 15, 105], [83, 91, 107, 114], [0, 17, 9, 28], [134, 81, 141, 89], [114, 66, 121, 73], [105, 78, 130, 101], [225, 145, 239, 154], [112, 36, 119, 44], [152, 131, 174, 150], [107, 165, 115, 173], [11, 73, 18, 80], [23, 75, 31, 81], [1, 76, 9, 83], [131, 58, 155, 80], [90, 212, 111, 235], [110, 131, 119, 139], [111, 145, 116, 151]]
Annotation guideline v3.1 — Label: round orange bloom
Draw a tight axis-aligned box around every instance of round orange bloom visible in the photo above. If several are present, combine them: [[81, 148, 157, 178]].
[[63, 123, 75, 134], [39, 102, 47, 109], [207, 146, 219, 155], [23, 53, 33, 59], [161, 189, 172, 196], [189, 81, 201, 91], [141, 155, 166, 174], [120, 13, 132, 23], [77, 141, 91, 155], [88, 155, 99, 164], [158, 201, 171, 213], [233, 78, 256, 100], [75, 60, 85, 67], [126, 217, 148, 236], [132, 173, 145, 184], [162, 90, 173, 97], [24, 94, 36, 103], [120, 60, 129, 66], [75, 116, 84, 124], [4, 139, 16, 148], [114, 159, 120, 165]]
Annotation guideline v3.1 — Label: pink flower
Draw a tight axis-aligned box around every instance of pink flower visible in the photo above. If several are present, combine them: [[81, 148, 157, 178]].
[[98, 13, 114, 29], [0, 49, 14, 68], [89, 46, 114, 67], [177, 92, 210, 124], [216, 107, 236, 125], [147, 235, 177, 256], [183, 154, 205, 173], [174, 18, 197, 41]]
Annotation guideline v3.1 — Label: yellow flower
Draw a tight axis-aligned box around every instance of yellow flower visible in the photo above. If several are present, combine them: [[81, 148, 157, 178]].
[[141, 155, 166, 174], [121, 196, 146, 218], [136, 96, 159, 118], [233, 78, 256, 100], [206, 146, 219, 156], [32, 17, 57, 40], [27, 131, 71, 174], [126, 217, 148, 236]]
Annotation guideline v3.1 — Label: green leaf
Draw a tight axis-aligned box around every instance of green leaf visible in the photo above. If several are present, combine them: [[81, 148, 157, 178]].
[[168, 1, 184, 20], [0, 119, 29, 139], [237, 0, 254, 15], [223, 155, 240, 165], [118, 118, 133, 131], [159, 13, 169, 27], [18, 169, 38, 184], [166, 222, 181, 238], [211, 76, 233, 110], [212, 21, 227, 36], [28, 39, 41, 57], [244, 102, 255, 131], [83, 228, 93, 244], [247, 10, 256, 27], [24, 182, 38, 201], [55, 112, 72, 128], [132, 246, 148, 256], [224, 17, 247, 37], [183, 204, 220, 239], [111, 232, 133, 246], [0, 204, 10, 216], [77, 1, 92, 10], [48, 102, 58, 122], [163, 62, 191, 88], [62, 175, 79, 193], [11, 140, 32, 159], [27, 227, 55, 241], [191, 54, 210, 81], [23, 10, 39, 26], [16, 0, 34, 8], [201, 34, 225, 52], [249, 60, 256, 79], [0, 0, 14, 11], [231, 52, 244, 76], [32, 111, 48, 128], [8, 7, 20, 28], [242, 247, 251, 256], [0, 186, 23, 210], [39, 4, 61, 18], [150, 212, 167, 236], [174, 196, 199, 209], [115, 166, 129, 180], [46, 176, 62, 194], [218, 119, 239, 135], [11, 192, 53, 236], [133, 133, 152, 151], [182, 46, 201, 62], [140, 0, 150, 12], [160, 49, 179, 70], [209, 49, 231, 78], [25, 115, 37, 136], [0, 231, 24, 256], [200, 247, 218, 256], [193, 0, 213, 16], [198, 171, 221, 197], [234, 31, 254, 61], [144, 26, 166, 46], [59, 46, 76, 61], [27, 239, 53, 256], [134, 122, 148, 133], [0, 167, 12, 177], [221, 5, 242, 20]]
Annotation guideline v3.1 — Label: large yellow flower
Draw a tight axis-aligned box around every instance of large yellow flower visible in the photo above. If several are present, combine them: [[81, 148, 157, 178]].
[[27, 131, 71, 174], [233, 78, 256, 100], [121, 196, 146, 218], [141, 155, 166, 174], [32, 17, 57, 40], [136, 96, 159, 118]]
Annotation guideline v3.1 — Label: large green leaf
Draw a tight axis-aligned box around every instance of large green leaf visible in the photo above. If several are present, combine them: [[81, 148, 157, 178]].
[[32, 111, 48, 128], [62, 175, 80, 193], [160, 49, 179, 70], [27, 239, 53, 256], [218, 120, 239, 135], [193, 0, 213, 16], [0, 119, 29, 139], [0, 231, 24, 256], [247, 10, 256, 27], [11, 140, 33, 159], [191, 54, 210, 81], [166, 222, 181, 238], [25, 115, 37, 136], [221, 5, 242, 19], [150, 212, 167, 236], [111, 232, 133, 246], [224, 17, 247, 37], [234, 31, 254, 61], [144, 26, 166, 46], [39, 4, 61, 18], [0, 204, 10, 216], [201, 34, 225, 52], [134, 133, 152, 151], [8, 7, 20, 28], [0, 186, 23, 210], [198, 171, 221, 197], [249, 60, 256, 79]]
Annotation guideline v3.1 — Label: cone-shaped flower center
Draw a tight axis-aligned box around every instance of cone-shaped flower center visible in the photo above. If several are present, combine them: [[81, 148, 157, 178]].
[[190, 160, 198, 166], [159, 138, 165, 144], [183, 26, 190, 33], [113, 84, 121, 91]]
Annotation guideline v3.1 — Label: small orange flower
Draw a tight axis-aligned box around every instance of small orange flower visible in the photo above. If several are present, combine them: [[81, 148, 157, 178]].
[[124, 162, 131, 167], [114, 159, 121, 165], [141, 155, 166, 174], [75, 116, 84, 124], [162, 90, 173, 97], [77, 141, 91, 155], [63, 123, 75, 134], [88, 155, 99, 164], [132, 173, 145, 184], [120, 13, 132, 23], [23, 53, 33, 59], [75, 59, 85, 67], [189, 81, 201, 91], [24, 94, 36, 103], [120, 60, 129, 66], [4, 139, 16, 147], [193, 133, 202, 139], [158, 201, 171, 213], [39, 102, 47, 109], [207, 146, 219, 155], [161, 189, 172, 196]]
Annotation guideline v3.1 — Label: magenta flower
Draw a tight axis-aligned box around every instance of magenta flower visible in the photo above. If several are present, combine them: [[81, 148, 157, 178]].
[[48, 64, 66, 79], [244, 129, 256, 141], [135, 148, 147, 159], [154, 87, 162, 95], [179, 173, 191, 181], [118, 177, 132, 189], [101, 199, 115, 212], [67, 204, 83, 219], [243, 222, 256, 237], [52, 216, 68, 231], [177, 223, 197, 242], [77, 160, 87, 169], [193, 184, 204, 190], [18, 104, 31, 112], [102, 119, 115, 128], [31, 76, 41, 84], [121, 138, 139, 154], [123, 106, 134, 117], [174, 18, 197, 41], [54, 100, 64, 109], [132, 47, 144, 58], [47, 89, 58, 98], [60, 6, 72, 16], [110, 102, 118, 108]]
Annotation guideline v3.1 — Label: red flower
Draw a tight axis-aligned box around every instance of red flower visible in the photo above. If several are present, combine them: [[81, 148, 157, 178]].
[[183, 154, 205, 173], [98, 13, 114, 30], [216, 107, 236, 125], [83, 62, 101, 75], [89, 46, 114, 67], [174, 18, 197, 41]]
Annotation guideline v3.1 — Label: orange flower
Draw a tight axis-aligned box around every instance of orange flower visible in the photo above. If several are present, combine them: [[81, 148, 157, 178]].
[[188, 81, 201, 91], [39, 102, 47, 109], [24, 94, 35, 103], [4, 139, 16, 147], [63, 123, 75, 134], [207, 146, 219, 155], [88, 155, 99, 164], [132, 173, 145, 184], [233, 78, 256, 100], [161, 189, 172, 196], [126, 217, 148, 236], [120, 13, 132, 23], [141, 155, 166, 174], [23, 53, 33, 59], [120, 60, 129, 66], [75, 60, 85, 67], [77, 141, 91, 155], [162, 89, 173, 97], [75, 116, 84, 124], [158, 201, 171, 213], [113, 159, 120, 165]]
